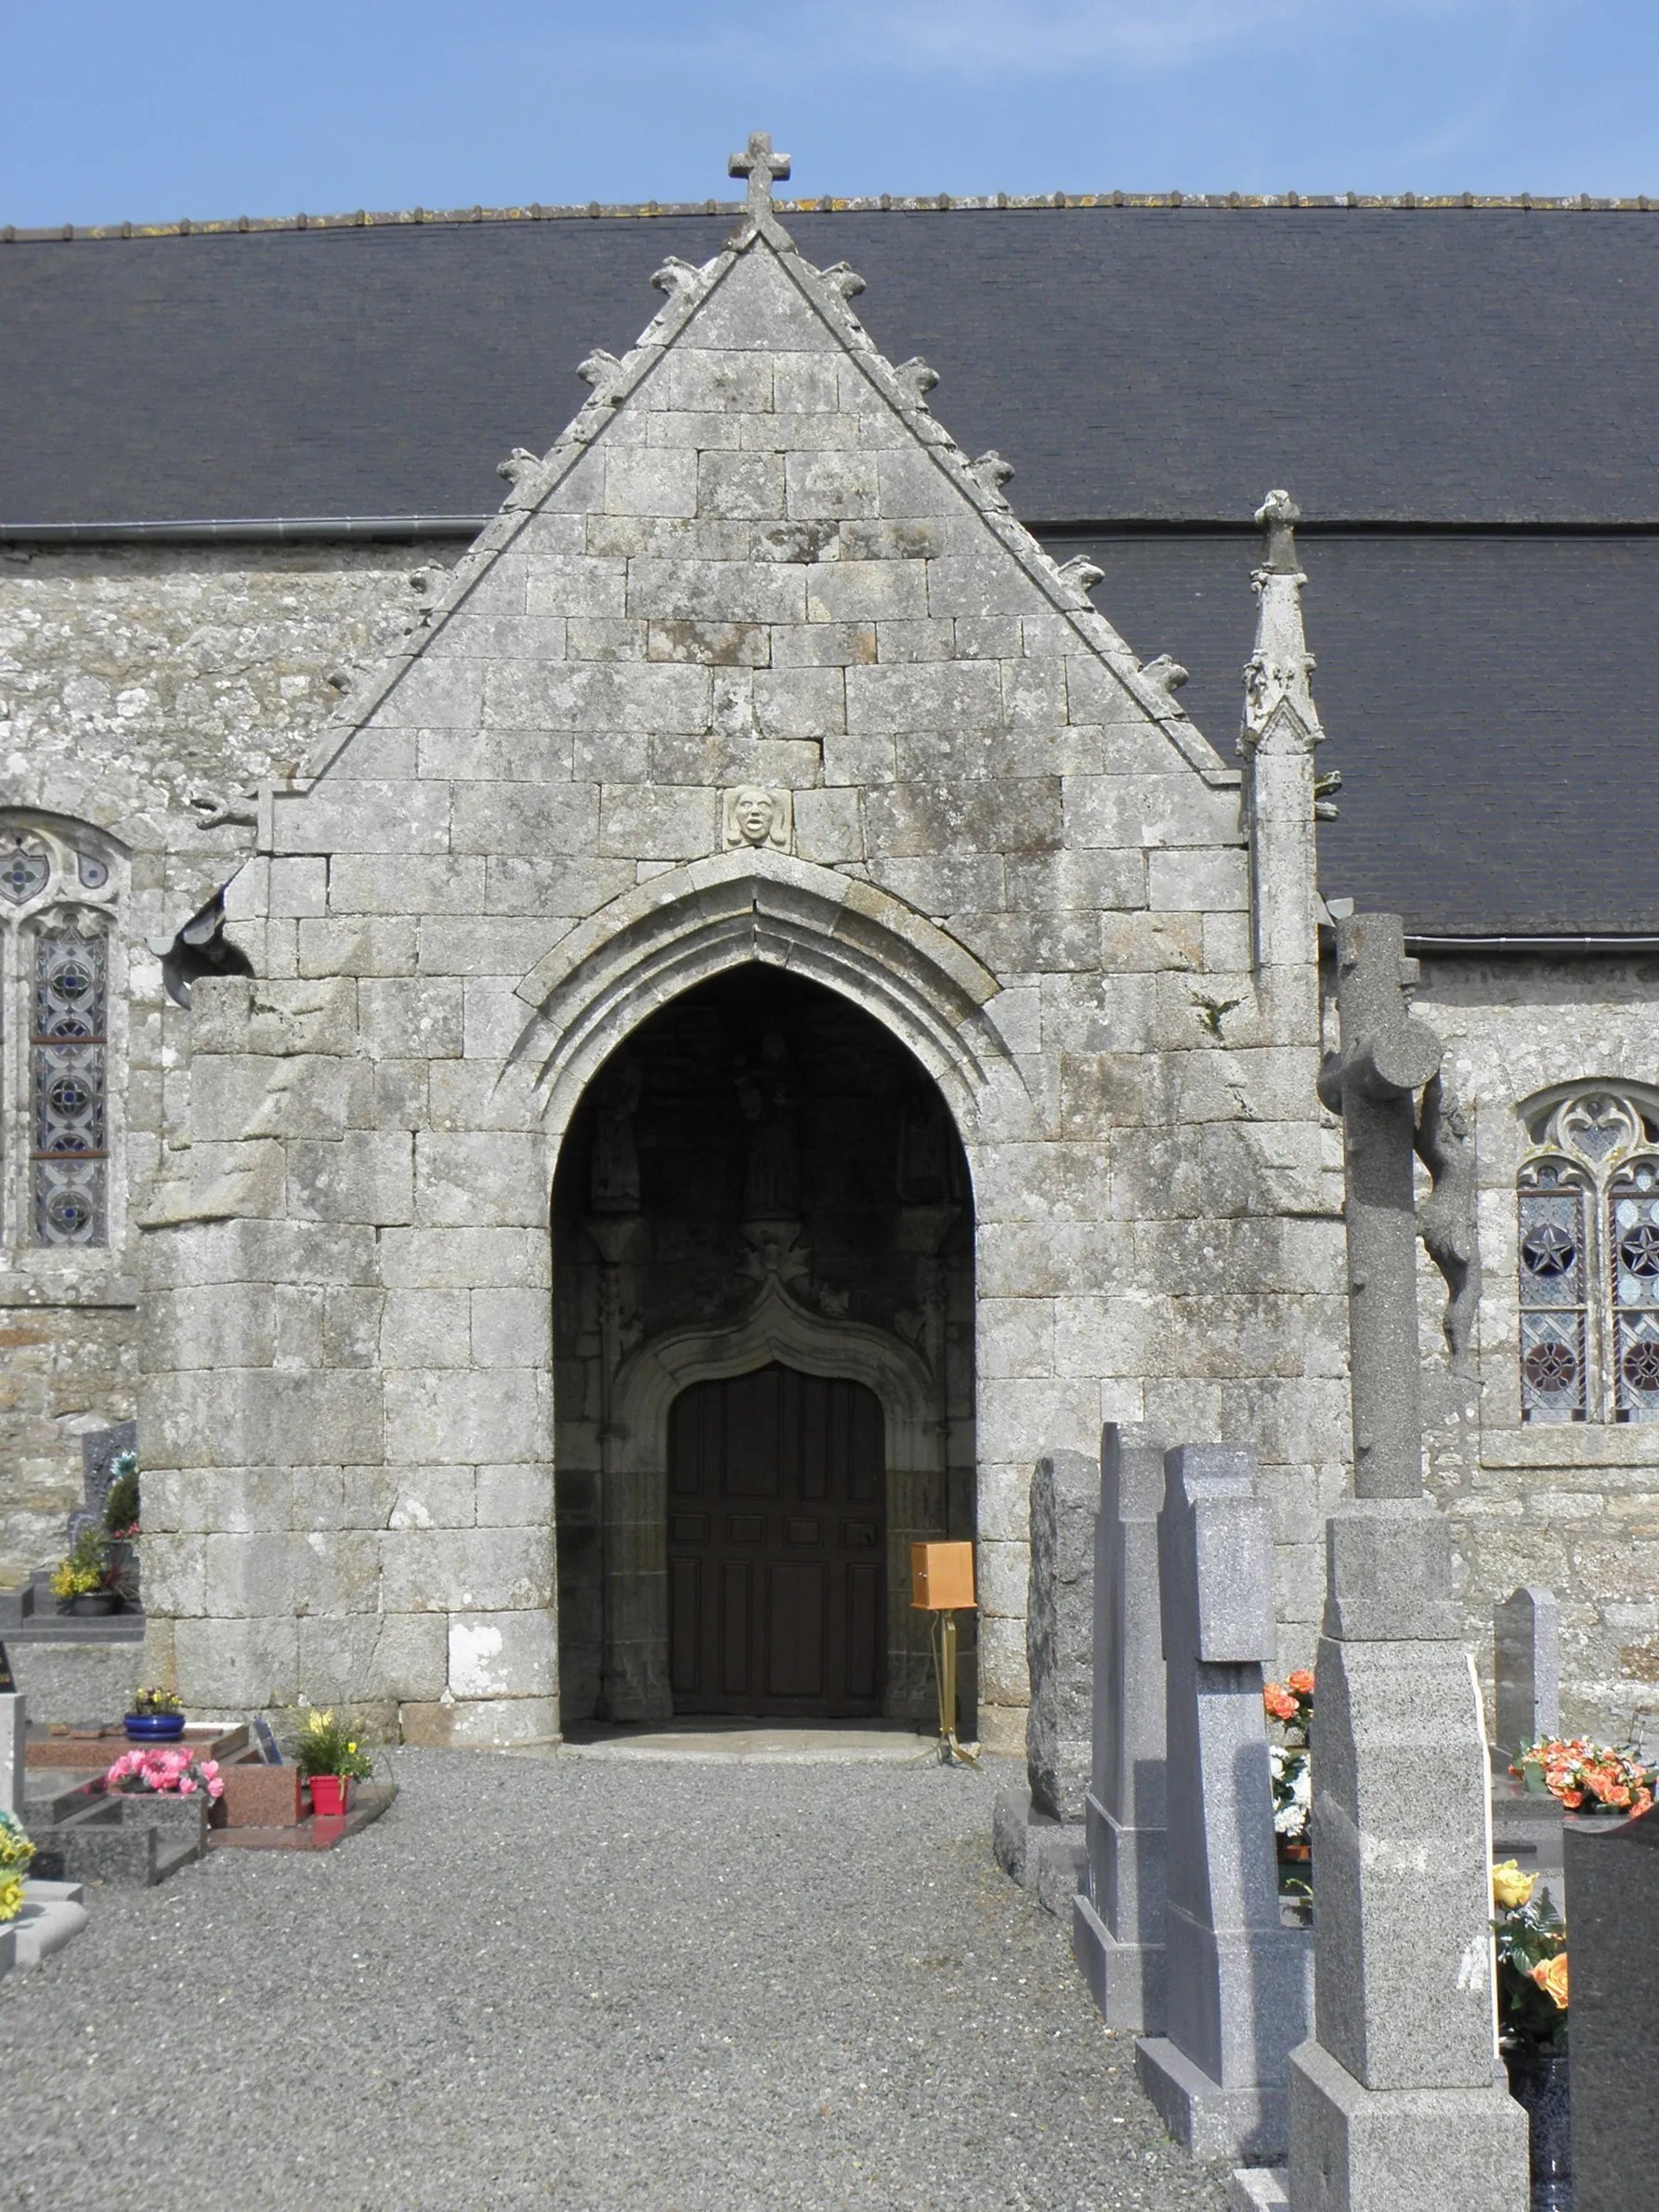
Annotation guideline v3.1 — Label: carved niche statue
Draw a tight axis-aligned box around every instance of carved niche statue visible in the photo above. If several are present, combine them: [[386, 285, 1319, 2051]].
[[737, 1027, 800, 1221]]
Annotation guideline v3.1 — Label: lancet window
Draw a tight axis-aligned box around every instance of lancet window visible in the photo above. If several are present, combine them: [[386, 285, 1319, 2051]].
[[0, 818, 120, 1250], [1518, 1088, 1659, 1423]]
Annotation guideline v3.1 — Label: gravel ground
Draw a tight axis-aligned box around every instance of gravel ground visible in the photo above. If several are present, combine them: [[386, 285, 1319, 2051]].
[[0, 1748, 1230, 2212]]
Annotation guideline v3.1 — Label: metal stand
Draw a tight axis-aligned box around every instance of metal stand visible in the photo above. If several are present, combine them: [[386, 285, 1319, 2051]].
[[928, 1609, 978, 1766]]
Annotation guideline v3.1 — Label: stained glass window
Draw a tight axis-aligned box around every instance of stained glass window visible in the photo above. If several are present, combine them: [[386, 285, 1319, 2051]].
[[1519, 1163, 1587, 1421], [0, 816, 120, 1253], [1519, 1089, 1659, 1423], [32, 919, 108, 1244]]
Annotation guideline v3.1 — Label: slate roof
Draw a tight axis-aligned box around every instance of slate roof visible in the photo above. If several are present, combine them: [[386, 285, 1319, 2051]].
[[5, 205, 1659, 525], [3, 203, 1657, 936], [1075, 530, 1659, 936]]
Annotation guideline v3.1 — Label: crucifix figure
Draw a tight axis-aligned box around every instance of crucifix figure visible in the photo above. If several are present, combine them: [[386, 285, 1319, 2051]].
[[728, 130, 791, 217]]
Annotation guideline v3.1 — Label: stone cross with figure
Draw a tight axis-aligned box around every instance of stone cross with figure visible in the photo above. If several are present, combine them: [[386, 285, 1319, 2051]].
[[1285, 911, 1527, 2212], [728, 132, 791, 216]]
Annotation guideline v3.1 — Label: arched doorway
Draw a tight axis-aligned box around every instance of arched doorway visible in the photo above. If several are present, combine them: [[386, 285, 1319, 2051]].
[[550, 965, 974, 1731]]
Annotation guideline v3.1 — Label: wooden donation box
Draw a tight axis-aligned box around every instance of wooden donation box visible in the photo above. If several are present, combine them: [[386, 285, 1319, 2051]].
[[909, 1541, 975, 1612], [910, 1542, 977, 1761]]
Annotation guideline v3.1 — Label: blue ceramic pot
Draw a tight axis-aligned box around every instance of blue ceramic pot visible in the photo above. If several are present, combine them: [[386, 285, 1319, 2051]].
[[124, 1711, 186, 1742], [1504, 2041, 1572, 2212]]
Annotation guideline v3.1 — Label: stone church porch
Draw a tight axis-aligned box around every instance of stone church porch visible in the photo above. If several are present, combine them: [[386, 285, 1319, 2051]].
[[0, 1746, 1227, 2212]]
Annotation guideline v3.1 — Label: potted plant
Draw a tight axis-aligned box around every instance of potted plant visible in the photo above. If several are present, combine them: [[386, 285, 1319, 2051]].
[[102, 1449, 141, 1610], [49, 1525, 120, 1616], [124, 1686, 185, 1743], [1493, 1858, 1571, 2212], [294, 1708, 373, 1817], [0, 1809, 34, 1926]]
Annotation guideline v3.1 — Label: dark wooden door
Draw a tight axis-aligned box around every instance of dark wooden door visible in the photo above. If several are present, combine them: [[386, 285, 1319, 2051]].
[[667, 1364, 886, 1717]]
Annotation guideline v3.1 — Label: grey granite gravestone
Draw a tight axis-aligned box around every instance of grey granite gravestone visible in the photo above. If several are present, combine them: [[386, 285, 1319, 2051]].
[[1286, 913, 1526, 2212], [1074, 1422, 1169, 2032], [1026, 1447, 1099, 1825], [1135, 1444, 1313, 2160], [0, 1684, 23, 1818], [994, 1446, 1095, 1913], [1561, 1803, 1659, 2205], [1495, 1585, 1560, 1759]]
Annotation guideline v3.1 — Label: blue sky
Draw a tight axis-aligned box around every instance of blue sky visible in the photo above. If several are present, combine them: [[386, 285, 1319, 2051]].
[[2, 2, 1654, 228]]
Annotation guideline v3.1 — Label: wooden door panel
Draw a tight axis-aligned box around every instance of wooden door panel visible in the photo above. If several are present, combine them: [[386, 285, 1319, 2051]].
[[844, 1562, 880, 1700], [766, 1562, 827, 1697], [720, 1559, 753, 1695], [666, 1363, 886, 1716], [670, 1556, 700, 1696]]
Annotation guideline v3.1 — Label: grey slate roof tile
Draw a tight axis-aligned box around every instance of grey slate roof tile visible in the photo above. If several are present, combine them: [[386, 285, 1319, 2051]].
[[4, 206, 1658, 935]]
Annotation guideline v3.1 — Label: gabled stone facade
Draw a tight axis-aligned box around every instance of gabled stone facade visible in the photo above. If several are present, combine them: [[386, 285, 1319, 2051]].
[[131, 165, 1339, 1748]]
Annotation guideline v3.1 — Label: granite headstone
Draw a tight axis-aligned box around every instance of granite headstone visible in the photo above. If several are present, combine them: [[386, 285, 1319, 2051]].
[[1495, 1585, 1560, 1759], [1135, 1444, 1313, 2160], [1074, 1421, 1169, 2032], [1561, 1802, 1659, 2206]]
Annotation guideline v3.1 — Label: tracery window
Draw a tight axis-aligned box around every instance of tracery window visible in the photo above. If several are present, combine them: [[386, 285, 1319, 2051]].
[[1518, 1088, 1659, 1423], [0, 819, 120, 1250]]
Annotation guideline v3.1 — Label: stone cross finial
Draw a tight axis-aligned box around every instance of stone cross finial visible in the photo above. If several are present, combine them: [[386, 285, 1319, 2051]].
[[728, 131, 791, 216], [1253, 486, 1301, 572]]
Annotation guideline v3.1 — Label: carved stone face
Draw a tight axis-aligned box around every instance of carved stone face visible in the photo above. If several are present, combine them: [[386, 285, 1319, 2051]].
[[733, 788, 777, 845]]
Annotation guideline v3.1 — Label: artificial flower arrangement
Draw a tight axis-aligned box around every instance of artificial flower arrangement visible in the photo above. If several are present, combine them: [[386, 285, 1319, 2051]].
[[102, 1449, 140, 1539], [49, 1525, 115, 1604], [1510, 1736, 1656, 1816], [99, 1747, 224, 1800], [293, 1708, 374, 1784], [102, 1450, 141, 1608], [128, 1687, 183, 1718], [1492, 1859, 1568, 2049], [0, 1808, 35, 1924], [1263, 1669, 1315, 1855]]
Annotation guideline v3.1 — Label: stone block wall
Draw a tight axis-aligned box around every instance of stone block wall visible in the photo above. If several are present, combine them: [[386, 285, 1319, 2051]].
[[132, 219, 1339, 1746], [1414, 952, 1659, 1740], [0, 540, 463, 1582]]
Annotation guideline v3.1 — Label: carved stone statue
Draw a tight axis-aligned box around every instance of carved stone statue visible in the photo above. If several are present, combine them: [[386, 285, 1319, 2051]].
[[723, 785, 792, 853], [737, 1027, 800, 1220], [1414, 1070, 1482, 1368]]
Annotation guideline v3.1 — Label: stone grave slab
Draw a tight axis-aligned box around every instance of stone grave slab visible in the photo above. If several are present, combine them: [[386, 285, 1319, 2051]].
[[11, 1879, 89, 1967]]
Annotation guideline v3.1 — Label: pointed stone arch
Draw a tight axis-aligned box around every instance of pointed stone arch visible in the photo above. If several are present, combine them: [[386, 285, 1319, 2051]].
[[597, 1275, 947, 1724], [511, 848, 1022, 1155], [611, 1276, 936, 1481]]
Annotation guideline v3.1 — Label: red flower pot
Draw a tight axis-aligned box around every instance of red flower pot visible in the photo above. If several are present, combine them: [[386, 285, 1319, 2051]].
[[307, 1774, 354, 1818]]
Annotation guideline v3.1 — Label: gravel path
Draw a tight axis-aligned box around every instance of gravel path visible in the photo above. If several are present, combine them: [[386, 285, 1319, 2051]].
[[1, 1749, 1230, 2212]]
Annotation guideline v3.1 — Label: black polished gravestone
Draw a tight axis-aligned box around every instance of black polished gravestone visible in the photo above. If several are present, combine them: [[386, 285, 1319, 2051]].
[[1562, 1800, 1659, 2205]]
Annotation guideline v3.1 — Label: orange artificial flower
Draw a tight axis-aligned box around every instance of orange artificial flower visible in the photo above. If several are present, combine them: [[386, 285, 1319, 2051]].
[[1287, 1669, 1315, 1695], [1263, 1684, 1299, 1721], [1531, 1955, 1569, 2009], [1559, 1789, 1584, 1808]]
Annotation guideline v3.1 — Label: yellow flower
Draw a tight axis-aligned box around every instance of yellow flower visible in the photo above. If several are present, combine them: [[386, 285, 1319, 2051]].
[[0, 1876, 23, 1924], [1492, 1859, 1535, 1910], [346, 1743, 357, 1754], [1531, 1954, 1569, 2009]]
